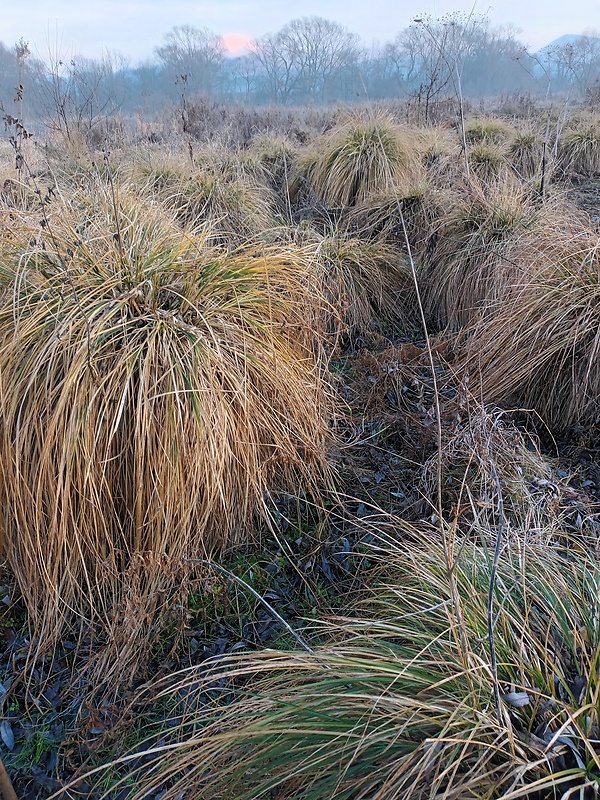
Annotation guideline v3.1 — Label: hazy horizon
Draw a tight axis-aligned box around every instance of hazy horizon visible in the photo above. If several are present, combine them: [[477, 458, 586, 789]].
[[2, 0, 598, 65]]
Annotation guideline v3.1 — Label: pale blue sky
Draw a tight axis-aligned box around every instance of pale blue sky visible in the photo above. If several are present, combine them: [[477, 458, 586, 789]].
[[3, 0, 599, 63]]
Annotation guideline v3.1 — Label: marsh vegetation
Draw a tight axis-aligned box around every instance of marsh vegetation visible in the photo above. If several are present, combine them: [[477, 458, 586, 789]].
[[0, 32, 600, 798]]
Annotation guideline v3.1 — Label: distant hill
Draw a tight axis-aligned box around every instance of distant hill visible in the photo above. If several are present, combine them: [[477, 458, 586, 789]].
[[543, 34, 585, 50], [537, 33, 600, 57]]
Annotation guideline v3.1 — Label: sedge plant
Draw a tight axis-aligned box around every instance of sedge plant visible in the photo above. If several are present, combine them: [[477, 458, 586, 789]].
[[70, 525, 600, 800], [0, 175, 332, 680]]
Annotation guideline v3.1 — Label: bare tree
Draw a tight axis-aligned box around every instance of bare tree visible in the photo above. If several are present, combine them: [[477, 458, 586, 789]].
[[544, 31, 600, 96], [253, 16, 360, 104], [396, 15, 463, 122], [38, 49, 129, 143], [155, 25, 225, 98]]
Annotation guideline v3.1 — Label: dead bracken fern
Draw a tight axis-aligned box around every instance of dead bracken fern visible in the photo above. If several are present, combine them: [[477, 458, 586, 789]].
[[0, 179, 332, 670]]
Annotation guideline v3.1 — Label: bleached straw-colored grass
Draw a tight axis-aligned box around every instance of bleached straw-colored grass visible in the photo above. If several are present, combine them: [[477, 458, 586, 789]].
[[294, 113, 423, 208], [132, 149, 277, 245], [312, 233, 415, 335], [0, 177, 332, 672], [507, 128, 546, 180], [421, 176, 539, 330], [457, 210, 600, 431], [560, 121, 600, 176], [464, 117, 515, 145]]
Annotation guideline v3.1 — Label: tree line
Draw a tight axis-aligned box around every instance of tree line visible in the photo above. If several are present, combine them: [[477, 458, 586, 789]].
[[1, 14, 599, 136]]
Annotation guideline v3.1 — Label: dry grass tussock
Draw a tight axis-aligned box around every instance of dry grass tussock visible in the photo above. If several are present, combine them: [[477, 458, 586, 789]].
[[416, 125, 463, 186], [457, 212, 600, 432], [464, 116, 515, 145], [77, 527, 600, 799], [421, 175, 541, 330], [559, 118, 600, 176], [0, 177, 333, 672], [248, 133, 299, 193], [293, 113, 423, 208], [507, 127, 547, 181], [128, 147, 278, 245], [344, 178, 432, 248], [309, 232, 415, 335], [467, 141, 510, 181]]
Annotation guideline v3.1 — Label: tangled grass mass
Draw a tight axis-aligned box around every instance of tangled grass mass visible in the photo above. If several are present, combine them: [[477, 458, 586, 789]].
[[0, 104, 599, 799]]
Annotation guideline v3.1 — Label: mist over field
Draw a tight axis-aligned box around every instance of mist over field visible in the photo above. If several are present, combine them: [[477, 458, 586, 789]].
[[2, 0, 599, 60], [0, 12, 599, 134]]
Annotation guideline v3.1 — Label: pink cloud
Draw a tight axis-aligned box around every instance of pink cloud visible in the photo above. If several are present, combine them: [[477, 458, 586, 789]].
[[221, 31, 252, 55]]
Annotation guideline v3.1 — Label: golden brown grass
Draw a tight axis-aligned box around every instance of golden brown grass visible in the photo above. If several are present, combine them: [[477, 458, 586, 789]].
[[293, 113, 423, 208], [507, 128, 546, 180], [416, 125, 463, 186], [312, 233, 415, 335], [421, 176, 539, 330], [467, 141, 509, 181], [0, 176, 332, 676], [457, 209, 600, 431], [559, 119, 600, 176], [344, 179, 431, 247], [464, 117, 515, 145], [131, 148, 277, 245]]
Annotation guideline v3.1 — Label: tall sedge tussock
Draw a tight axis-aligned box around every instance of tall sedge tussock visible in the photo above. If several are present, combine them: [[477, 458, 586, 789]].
[[294, 113, 423, 208], [82, 532, 600, 799], [508, 128, 546, 180], [0, 180, 332, 666], [345, 179, 431, 247], [464, 117, 514, 145], [457, 215, 600, 431], [467, 141, 509, 181], [416, 126, 463, 186], [559, 121, 600, 176], [249, 133, 299, 197], [133, 150, 277, 245], [422, 176, 538, 330], [313, 233, 415, 335]]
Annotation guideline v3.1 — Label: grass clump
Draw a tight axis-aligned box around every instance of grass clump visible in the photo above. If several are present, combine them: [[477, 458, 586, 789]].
[[294, 113, 422, 208], [467, 141, 509, 180], [422, 177, 538, 330], [464, 117, 514, 145], [345, 180, 431, 247], [313, 234, 414, 335], [0, 178, 332, 676], [457, 217, 600, 432], [134, 150, 277, 245], [81, 530, 600, 799], [416, 126, 463, 186], [507, 128, 546, 180], [560, 121, 600, 176], [249, 133, 298, 196]]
